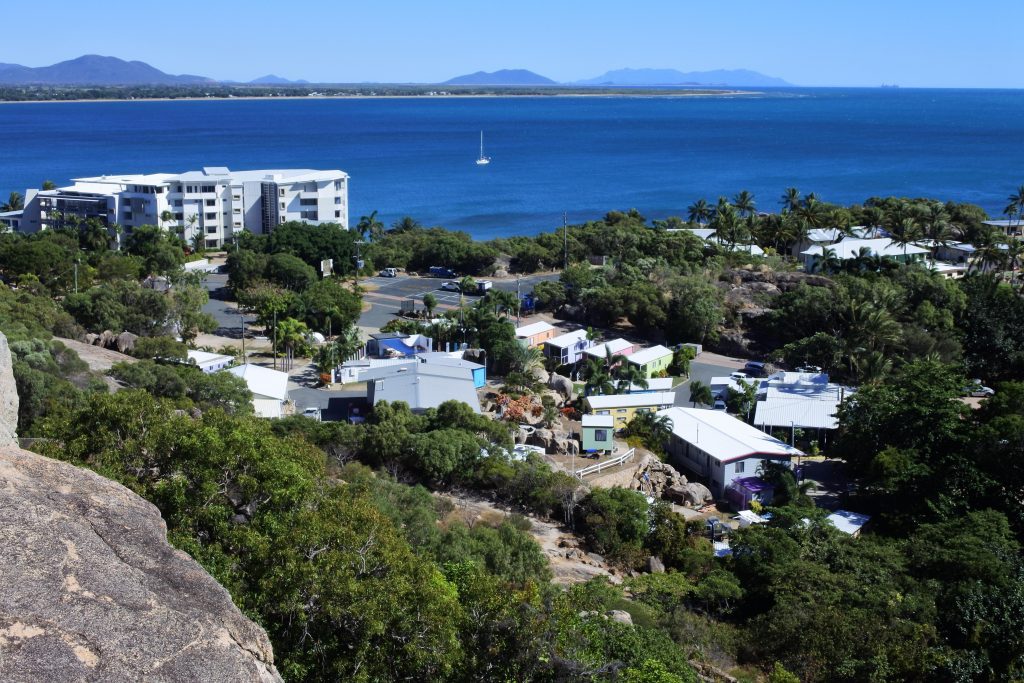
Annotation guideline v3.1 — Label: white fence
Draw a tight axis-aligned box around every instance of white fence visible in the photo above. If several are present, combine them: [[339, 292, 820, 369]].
[[573, 447, 636, 479]]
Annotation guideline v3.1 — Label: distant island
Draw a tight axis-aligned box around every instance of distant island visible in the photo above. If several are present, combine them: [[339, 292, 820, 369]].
[[573, 67, 792, 88]]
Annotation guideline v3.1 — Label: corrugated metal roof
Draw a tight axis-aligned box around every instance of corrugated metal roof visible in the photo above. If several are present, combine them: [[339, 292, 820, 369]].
[[801, 238, 929, 260], [753, 383, 851, 430], [226, 364, 288, 401], [545, 329, 590, 348], [583, 338, 634, 359], [626, 345, 673, 366], [370, 364, 481, 413], [586, 392, 676, 411], [827, 510, 870, 535], [515, 321, 555, 338], [582, 414, 614, 428], [658, 407, 802, 463]]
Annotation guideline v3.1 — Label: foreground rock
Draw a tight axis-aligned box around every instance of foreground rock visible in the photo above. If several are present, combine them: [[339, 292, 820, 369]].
[[0, 331, 282, 682]]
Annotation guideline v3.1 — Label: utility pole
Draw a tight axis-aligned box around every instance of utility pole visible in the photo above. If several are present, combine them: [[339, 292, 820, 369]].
[[240, 315, 246, 362], [273, 310, 277, 371], [516, 277, 521, 325]]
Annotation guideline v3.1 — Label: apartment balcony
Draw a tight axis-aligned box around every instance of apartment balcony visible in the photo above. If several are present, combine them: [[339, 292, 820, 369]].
[[299, 191, 320, 200]]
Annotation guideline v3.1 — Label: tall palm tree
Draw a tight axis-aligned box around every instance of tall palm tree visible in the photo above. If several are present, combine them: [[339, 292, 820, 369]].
[[1004, 185, 1024, 235], [711, 200, 744, 249], [390, 216, 421, 234], [355, 210, 384, 241], [780, 187, 801, 213], [615, 363, 648, 394], [275, 317, 310, 371], [811, 247, 840, 274], [1, 192, 23, 212], [687, 198, 712, 226], [889, 217, 923, 263], [733, 190, 756, 218], [688, 380, 714, 407], [582, 358, 615, 396], [797, 196, 827, 228], [509, 343, 545, 376]]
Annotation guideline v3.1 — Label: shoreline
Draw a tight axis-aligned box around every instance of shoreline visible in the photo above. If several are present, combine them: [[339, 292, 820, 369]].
[[0, 90, 759, 105]]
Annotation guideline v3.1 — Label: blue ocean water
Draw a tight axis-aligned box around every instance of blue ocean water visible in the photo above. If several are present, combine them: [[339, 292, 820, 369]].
[[0, 88, 1022, 239]]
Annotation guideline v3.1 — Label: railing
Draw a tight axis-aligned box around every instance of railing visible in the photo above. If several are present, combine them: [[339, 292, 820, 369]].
[[574, 447, 636, 479]]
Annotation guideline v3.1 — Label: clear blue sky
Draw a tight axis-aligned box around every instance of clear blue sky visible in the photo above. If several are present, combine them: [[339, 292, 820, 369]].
[[4, 0, 1022, 88]]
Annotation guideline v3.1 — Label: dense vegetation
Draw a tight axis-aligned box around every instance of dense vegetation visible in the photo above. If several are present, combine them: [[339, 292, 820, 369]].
[[6, 185, 1024, 681]]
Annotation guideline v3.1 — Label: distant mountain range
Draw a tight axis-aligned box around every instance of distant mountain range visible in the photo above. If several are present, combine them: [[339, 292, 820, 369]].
[[0, 55, 792, 88], [442, 69, 557, 86], [573, 68, 791, 87], [0, 55, 214, 85]]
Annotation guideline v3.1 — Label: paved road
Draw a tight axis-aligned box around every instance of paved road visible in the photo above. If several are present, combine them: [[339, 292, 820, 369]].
[[358, 273, 559, 330], [199, 272, 247, 338]]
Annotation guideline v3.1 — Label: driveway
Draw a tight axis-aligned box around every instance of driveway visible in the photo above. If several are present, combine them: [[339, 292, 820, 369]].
[[674, 352, 748, 407], [199, 272, 247, 339]]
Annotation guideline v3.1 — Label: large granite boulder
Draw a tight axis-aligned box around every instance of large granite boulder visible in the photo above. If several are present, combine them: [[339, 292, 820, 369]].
[[0, 332, 282, 682], [0, 333, 17, 447], [547, 373, 575, 404]]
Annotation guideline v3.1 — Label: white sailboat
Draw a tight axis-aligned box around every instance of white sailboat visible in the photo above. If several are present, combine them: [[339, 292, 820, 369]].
[[475, 131, 490, 165]]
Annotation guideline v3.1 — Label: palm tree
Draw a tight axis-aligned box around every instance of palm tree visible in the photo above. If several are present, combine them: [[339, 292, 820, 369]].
[[687, 198, 712, 226], [489, 289, 519, 319], [733, 190, 756, 218], [159, 209, 175, 234], [184, 213, 199, 242], [582, 358, 615, 396], [711, 200, 744, 249], [797, 196, 827, 228], [355, 210, 385, 241], [1004, 185, 1024, 235], [615, 363, 648, 394], [41, 180, 56, 190], [688, 380, 714, 407], [1, 192, 23, 212], [811, 247, 840, 274], [275, 317, 310, 371], [1003, 239, 1024, 285], [390, 216, 421, 234], [509, 343, 545, 376], [889, 217, 923, 263], [780, 187, 801, 213]]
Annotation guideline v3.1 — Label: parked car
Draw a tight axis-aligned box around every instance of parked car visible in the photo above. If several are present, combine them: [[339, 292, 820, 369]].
[[440, 281, 461, 292], [965, 381, 995, 397], [429, 266, 457, 278], [712, 399, 727, 411], [378, 267, 398, 277], [743, 361, 767, 377], [730, 371, 750, 381]]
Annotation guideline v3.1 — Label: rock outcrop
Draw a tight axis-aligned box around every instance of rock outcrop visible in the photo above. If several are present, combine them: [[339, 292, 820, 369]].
[[0, 332, 283, 682]]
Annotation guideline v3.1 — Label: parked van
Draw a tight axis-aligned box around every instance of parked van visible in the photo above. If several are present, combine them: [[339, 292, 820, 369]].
[[379, 267, 398, 278], [743, 361, 767, 377]]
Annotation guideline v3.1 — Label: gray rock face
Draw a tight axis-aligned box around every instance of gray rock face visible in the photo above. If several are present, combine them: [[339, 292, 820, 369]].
[[0, 331, 282, 682], [646, 556, 666, 574], [0, 333, 17, 447], [547, 373, 575, 403]]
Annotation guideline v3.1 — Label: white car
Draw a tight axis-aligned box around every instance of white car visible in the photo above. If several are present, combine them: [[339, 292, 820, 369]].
[[712, 399, 727, 411], [440, 281, 461, 292], [967, 382, 995, 398], [730, 371, 749, 381]]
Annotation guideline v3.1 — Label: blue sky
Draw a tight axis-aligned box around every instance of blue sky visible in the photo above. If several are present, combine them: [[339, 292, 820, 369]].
[[4, 0, 1022, 87]]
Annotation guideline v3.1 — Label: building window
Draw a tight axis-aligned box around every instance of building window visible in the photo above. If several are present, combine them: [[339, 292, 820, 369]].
[[279, 188, 285, 197], [334, 196, 341, 204], [206, 226, 217, 234], [205, 199, 215, 207], [335, 210, 341, 218], [234, 221, 242, 227], [174, 212, 183, 220], [173, 200, 182, 207], [233, 195, 241, 201], [280, 202, 286, 210], [201, 185, 215, 193], [594, 429, 608, 441], [597, 410, 609, 415], [334, 180, 342, 191], [616, 409, 627, 414], [205, 212, 216, 220], [735, 461, 745, 473]]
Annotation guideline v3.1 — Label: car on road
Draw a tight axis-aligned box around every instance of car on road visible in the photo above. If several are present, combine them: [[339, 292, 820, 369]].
[[713, 399, 727, 411], [965, 381, 995, 397], [730, 371, 750, 381], [378, 268, 398, 277], [743, 361, 767, 377], [440, 281, 461, 292], [300, 407, 321, 421]]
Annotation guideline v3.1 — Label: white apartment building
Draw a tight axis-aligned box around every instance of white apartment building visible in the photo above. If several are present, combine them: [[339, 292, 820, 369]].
[[10, 166, 349, 248]]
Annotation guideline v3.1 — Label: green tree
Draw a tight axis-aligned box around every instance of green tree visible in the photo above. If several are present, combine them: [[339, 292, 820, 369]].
[[687, 380, 713, 408], [423, 292, 437, 317]]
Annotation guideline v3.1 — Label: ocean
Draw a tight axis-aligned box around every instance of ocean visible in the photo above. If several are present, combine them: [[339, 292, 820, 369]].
[[1, 88, 1022, 239]]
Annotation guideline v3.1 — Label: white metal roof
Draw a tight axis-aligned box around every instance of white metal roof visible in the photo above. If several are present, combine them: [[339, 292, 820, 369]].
[[801, 238, 929, 260], [626, 345, 673, 366], [753, 384, 850, 430], [586, 392, 676, 411], [515, 321, 555, 338], [628, 377, 674, 392], [826, 510, 871, 535], [582, 414, 614, 428], [187, 350, 234, 366], [368, 363, 481, 413], [225, 364, 289, 401], [583, 338, 634, 359], [545, 329, 590, 349], [657, 406, 802, 463]]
